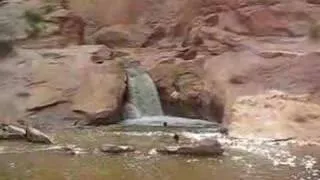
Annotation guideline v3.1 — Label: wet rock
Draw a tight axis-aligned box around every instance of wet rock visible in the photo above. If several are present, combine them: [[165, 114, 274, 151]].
[[25, 126, 53, 144], [60, 145, 86, 155], [100, 144, 135, 154], [157, 139, 223, 156], [91, 24, 151, 48], [5, 125, 26, 135], [149, 59, 225, 122]]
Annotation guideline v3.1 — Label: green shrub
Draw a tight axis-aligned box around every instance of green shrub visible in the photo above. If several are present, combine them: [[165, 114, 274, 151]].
[[23, 10, 46, 37]]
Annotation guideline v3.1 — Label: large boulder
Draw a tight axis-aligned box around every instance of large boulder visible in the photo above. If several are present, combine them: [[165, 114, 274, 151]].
[[71, 61, 126, 125], [149, 59, 225, 122], [157, 139, 223, 156], [229, 90, 320, 140], [26, 45, 126, 125], [91, 24, 152, 48]]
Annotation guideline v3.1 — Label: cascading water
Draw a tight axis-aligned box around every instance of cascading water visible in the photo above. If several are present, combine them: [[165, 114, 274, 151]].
[[125, 66, 163, 118], [122, 64, 220, 129]]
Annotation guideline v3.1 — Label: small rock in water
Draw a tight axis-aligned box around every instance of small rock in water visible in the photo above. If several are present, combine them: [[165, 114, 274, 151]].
[[157, 139, 224, 156], [100, 144, 135, 154], [148, 148, 158, 155], [25, 126, 53, 144]]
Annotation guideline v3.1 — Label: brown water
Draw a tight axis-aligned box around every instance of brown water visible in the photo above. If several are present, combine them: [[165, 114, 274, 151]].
[[0, 126, 319, 180]]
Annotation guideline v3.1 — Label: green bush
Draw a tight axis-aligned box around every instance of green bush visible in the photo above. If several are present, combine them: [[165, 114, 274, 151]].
[[23, 10, 46, 37]]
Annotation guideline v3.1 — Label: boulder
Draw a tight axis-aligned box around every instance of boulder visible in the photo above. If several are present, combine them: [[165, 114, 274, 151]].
[[149, 59, 225, 122], [91, 24, 152, 48], [71, 61, 126, 125], [100, 144, 135, 154], [157, 139, 223, 156], [26, 45, 127, 125], [229, 90, 320, 140], [25, 126, 53, 144]]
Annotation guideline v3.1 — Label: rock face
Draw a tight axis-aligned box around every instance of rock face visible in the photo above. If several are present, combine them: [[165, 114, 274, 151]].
[[25, 126, 53, 144], [26, 45, 126, 125], [72, 61, 126, 124], [149, 59, 225, 122], [157, 139, 223, 156], [237, 7, 291, 36], [229, 90, 320, 140], [91, 24, 151, 48], [100, 144, 135, 153]]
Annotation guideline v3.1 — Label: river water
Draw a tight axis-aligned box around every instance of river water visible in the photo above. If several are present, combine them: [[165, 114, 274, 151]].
[[0, 126, 319, 180]]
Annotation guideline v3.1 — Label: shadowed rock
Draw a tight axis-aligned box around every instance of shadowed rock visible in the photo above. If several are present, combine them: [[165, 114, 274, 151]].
[[0, 39, 13, 58]]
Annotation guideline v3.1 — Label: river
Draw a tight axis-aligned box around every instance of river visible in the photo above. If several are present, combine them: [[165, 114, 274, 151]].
[[0, 126, 319, 180]]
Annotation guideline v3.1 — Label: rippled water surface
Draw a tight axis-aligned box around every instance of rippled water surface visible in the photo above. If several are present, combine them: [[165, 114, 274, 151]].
[[0, 126, 319, 180]]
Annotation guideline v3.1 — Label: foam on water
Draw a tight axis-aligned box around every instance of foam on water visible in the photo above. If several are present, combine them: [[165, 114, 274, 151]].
[[179, 131, 320, 180]]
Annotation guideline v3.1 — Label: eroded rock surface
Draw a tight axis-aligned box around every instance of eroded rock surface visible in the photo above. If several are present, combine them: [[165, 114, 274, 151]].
[[229, 90, 320, 140], [27, 45, 126, 125], [149, 59, 225, 122]]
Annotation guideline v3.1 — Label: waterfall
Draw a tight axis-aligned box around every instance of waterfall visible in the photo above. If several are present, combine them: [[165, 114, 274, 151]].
[[125, 66, 163, 118], [122, 64, 221, 130]]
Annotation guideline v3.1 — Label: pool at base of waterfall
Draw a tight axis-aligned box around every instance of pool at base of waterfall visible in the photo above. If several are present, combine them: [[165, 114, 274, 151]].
[[0, 126, 319, 180]]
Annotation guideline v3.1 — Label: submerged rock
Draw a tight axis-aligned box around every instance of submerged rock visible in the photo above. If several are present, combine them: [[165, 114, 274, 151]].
[[157, 139, 223, 156], [100, 144, 135, 154], [25, 126, 53, 144]]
